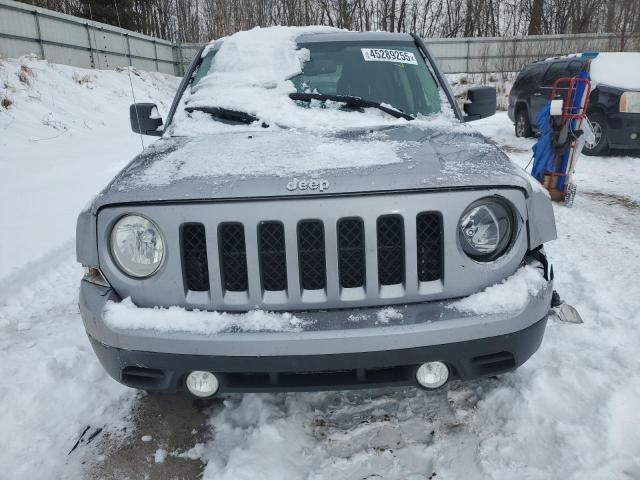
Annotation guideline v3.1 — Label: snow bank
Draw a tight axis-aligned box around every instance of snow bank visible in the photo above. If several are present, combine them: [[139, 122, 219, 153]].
[[0, 56, 177, 479], [590, 52, 640, 90], [105, 297, 309, 334], [0, 259, 136, 480], [449, 265, 547, 315], [0, 55, 178, 285]]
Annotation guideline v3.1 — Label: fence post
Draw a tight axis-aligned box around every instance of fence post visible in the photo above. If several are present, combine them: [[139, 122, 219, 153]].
[[174, 42, 185, 76], [85, 23, 95, 69], [466, 39, 471, 73], [125, 33, 132, 67], [33, 10, 45, 60], [153, 39, 159, 72]]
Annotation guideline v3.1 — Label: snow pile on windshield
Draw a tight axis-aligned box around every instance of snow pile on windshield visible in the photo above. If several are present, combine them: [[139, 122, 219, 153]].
[[105, 298, 310, 334], [449, 265, 547, 315], [170, 26, 452, 133], [590, 52, 640, 90], [135, 131, 413, 186]]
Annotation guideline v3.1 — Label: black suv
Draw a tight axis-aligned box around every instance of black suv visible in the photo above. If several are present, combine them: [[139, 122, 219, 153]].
[[508, 55, 640, 155]]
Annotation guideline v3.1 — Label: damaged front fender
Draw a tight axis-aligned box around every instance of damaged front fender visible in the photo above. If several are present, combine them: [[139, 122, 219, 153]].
[[527, 185, 557, 249]]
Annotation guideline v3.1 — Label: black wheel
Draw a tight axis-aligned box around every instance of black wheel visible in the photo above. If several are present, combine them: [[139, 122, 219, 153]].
[[583, 112, 609, 156], [515, 108, 534, 138]]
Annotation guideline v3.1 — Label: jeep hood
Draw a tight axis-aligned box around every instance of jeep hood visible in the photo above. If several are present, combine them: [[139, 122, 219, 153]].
[[92, 123, 535, 211]]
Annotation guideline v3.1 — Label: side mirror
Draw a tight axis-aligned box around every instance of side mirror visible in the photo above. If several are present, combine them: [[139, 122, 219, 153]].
[[130, 103, 163, 136], [463, 86, 497, 122]]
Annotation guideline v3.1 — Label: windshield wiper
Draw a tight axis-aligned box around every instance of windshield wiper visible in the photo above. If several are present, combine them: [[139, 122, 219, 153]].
[[289, 92, 414, 121], [185, 106, 259, 125]]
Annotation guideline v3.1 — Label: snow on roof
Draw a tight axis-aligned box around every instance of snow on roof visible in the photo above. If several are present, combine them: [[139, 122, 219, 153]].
[[590, 52, 640, 90]]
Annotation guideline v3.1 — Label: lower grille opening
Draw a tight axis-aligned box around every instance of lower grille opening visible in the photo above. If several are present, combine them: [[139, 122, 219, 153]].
[[470, 352, 516, 376], [221, 366, 413, 390], [122, 366, 166, 388]]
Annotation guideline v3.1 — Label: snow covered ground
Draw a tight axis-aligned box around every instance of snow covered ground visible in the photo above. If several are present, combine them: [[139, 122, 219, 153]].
[[0, 56, 179, 479], [1, 56, 640, 479]]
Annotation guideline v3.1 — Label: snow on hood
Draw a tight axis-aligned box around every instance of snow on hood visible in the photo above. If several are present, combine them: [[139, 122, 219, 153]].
[[95, 122, 533, 208], [168, 26, 446, 133], [137, 129, 414, 186], [590, 52, 640, 90]]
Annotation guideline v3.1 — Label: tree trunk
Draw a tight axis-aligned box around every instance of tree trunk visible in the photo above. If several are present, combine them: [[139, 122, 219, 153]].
[[528, 0, 544, 35]]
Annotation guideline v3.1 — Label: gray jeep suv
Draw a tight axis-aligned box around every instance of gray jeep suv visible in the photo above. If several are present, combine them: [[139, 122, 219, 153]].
[[77, 30, 557, 397]]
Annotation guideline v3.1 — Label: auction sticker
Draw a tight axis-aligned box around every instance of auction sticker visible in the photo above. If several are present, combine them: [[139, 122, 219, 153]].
[[361, 48, 418, 65]]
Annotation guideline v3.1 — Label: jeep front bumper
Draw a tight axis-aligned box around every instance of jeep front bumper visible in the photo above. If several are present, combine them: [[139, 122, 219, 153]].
[[80, 269, 554, 394]]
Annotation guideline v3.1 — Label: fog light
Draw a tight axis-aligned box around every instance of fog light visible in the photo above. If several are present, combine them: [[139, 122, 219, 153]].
[[631, 132, 638, 140], [416, 362, 449, 389], [186, 371, 219, 397]]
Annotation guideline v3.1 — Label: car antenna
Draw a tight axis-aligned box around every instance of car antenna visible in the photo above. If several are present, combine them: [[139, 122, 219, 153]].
[[111, 0, 145, 151]]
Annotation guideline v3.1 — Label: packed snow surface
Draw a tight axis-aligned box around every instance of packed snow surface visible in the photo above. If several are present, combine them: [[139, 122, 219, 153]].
[[450, 265, 547, 315], [0, 57, 177, 479], [105, 297, 309, 334], [590, 52, 640, 90], [1, 54, 640, 480]]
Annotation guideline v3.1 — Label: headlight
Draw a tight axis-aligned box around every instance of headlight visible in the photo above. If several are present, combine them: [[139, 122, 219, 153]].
[[110, 214, 164, 277], [458, 198, 513, 261], [620, 91, 640, 113]]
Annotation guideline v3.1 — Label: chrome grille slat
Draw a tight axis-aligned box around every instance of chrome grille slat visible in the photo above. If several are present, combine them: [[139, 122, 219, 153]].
[[323, 220, 341, 301], [242, 222, 262, 304], [363, 215, 379, 299]]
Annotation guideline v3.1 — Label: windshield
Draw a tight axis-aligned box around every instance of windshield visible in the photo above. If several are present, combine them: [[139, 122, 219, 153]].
[[170, 33, 451, 135], [291, 43, 442, 116]]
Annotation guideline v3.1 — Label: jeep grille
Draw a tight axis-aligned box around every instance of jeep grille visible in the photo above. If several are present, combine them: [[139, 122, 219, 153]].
[[180, 212, 442, 308], [97, 190, 528, 312]]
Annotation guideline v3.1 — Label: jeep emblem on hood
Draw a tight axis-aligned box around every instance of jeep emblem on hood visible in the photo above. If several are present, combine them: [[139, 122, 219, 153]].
[[286, 178, 330, 192]]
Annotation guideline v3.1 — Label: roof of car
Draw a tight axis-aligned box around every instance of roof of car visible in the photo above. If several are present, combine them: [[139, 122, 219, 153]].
[[526, 53, 584, 68], [296, 31, 415, 44]]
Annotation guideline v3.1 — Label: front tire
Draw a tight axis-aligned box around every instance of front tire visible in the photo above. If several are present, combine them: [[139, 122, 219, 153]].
[[583, 112, 609, 156], [515, 108, 534, 138]]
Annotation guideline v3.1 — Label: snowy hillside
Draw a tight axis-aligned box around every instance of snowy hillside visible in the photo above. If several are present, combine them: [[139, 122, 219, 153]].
[[1, 56, 640, 480], [0, 57, 178, 479], [0, 55, 179, 288]]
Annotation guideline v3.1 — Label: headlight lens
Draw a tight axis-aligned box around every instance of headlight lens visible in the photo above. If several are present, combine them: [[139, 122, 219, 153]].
[[110, 214, 164, 277], [458, 198, 513, 261], [620, 91, 640, 113]]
